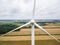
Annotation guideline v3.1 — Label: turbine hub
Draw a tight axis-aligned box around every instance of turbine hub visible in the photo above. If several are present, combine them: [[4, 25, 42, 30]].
[[31, 19, 35, 23]]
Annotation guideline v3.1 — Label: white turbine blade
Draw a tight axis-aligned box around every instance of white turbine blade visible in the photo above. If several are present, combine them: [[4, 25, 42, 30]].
[[34, 23, 60, 43], [1, 21, 31, 36], [31, 24, 35, 45]]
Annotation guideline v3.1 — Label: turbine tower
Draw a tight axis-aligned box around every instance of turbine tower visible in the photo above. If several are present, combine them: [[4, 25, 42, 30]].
[[1, 0, 60, 45]]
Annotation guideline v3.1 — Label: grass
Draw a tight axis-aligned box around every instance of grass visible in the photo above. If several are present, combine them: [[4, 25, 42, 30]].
[[55, 23, 60, 26], [0, 22, 22, 25]]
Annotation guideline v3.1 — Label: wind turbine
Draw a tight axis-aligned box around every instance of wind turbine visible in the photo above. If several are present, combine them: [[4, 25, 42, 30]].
[[1, 0, 60, 45]]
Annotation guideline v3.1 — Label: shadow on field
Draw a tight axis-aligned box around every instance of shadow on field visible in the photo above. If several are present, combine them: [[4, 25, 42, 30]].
[[0, 40, 60, 45]]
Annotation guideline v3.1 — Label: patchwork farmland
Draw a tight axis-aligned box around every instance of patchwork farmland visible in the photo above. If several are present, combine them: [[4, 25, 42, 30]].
[[0, 26, 60, 45]]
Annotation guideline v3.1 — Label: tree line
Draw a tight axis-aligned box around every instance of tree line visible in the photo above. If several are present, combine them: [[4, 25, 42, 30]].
[[0, 24, 18, 34]]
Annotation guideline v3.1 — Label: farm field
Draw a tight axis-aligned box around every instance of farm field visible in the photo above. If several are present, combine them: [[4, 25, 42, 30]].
[[0, 26, 60, 45], [5, 26, 60, 35]]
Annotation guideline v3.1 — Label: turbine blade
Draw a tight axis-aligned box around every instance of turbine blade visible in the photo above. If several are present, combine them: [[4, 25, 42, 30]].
[[31, 25, 35, 45], [34, 23, 60, 43], [1, 21, 31, 36]]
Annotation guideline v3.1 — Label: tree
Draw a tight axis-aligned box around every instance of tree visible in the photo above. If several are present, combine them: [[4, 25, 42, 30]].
[[0, 24, 18, 34]]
